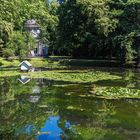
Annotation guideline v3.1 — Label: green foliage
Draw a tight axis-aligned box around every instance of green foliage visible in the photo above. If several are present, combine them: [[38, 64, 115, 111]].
[[0, 0, 58, 57], [30, 70, 120, 83], [55, 0, 140, 65], [0, 21, 13, 55], [2, 48, 14, 59], [0, 67, 120, 83], [7, 31, 27, 59], [56, 0, 118, 56]]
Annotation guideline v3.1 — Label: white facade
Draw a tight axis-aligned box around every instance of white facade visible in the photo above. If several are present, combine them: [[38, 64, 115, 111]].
[[25, 20, 48, 57], [21, 65, 28, 71], [18, 61, 32, 71]]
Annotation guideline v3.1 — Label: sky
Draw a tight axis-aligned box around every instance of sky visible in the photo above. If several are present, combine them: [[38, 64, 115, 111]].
[[48, 0, 64, 3]]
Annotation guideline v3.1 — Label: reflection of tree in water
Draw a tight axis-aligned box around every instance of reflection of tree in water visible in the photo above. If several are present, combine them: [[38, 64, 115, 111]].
[[56, 100, 119, 140], [0, 97, 48, 139], [0, 77, 73, 139], [57, 98, 140, 140], [122, 70, 140, 88], [39, 81, 140, 139], [94, 100, 116, 127], [0, 77, 13, 104], [0, 77, 56, 139]]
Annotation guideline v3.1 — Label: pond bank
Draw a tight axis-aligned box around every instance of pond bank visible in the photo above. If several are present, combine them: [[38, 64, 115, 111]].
[[0, 57, 139, 68]]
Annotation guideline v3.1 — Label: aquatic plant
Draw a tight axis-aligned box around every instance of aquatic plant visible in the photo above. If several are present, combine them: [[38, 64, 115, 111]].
[[96, 87, 140, 99], [30, 70, 120, 83]]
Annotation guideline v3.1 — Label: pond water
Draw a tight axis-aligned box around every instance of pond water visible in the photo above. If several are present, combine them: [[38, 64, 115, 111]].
[[0, 68, 140, 140]]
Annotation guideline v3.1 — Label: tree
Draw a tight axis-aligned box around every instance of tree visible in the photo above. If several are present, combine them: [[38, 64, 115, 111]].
[[2, 48, 14, 59], [7, 31, 27, 59], [0, 21, 13, 55], [57, 0, 118, 57], [56, 0, 140, 67]]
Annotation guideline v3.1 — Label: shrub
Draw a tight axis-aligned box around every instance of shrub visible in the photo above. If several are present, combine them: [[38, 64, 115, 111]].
[[3, 48, 14, 59]]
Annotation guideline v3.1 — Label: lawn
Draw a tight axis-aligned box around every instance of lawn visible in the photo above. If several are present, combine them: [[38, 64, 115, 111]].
[[0, 57, 62, 68]]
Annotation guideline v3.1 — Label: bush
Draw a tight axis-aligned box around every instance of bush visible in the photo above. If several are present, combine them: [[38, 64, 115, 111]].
[[3, 48, 14, 59]]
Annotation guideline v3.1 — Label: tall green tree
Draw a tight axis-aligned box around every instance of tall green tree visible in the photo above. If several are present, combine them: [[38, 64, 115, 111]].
[[57, 0, 118, 57], [7, 31, 27, 59], [56, 0, 140, 67]]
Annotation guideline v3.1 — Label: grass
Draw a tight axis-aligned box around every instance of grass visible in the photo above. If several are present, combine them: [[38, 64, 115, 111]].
[[0, 57, 136, 68], [0, 57, 63, 68], [0, 71, 19, 77], [0, 57, 19, 67], [0, 57, 48, 67]]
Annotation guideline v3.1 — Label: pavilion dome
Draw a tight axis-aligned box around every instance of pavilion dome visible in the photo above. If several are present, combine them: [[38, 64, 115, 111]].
[[24, 19, 39, 28]]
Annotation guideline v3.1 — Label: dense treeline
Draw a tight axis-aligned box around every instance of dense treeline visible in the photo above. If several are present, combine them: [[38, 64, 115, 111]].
[[0, 0, 140, 66], [56, 0, 140, 67]]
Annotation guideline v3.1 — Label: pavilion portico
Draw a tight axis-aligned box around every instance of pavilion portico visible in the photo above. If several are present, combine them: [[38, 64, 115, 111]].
[[24, 19, 48, 57]]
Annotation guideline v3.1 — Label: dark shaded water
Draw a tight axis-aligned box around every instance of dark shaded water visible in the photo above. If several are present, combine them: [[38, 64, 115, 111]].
[[0, 68, 140, 140]]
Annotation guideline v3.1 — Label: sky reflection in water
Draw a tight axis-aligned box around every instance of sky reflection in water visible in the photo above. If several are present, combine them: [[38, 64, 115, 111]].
[[36, 116, 63, 140], [21, 116, 70, 140]]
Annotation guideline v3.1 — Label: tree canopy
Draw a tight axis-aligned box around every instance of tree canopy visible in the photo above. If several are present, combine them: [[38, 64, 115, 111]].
[[56, 0, 140, 66], [0, 0, 140, 66]]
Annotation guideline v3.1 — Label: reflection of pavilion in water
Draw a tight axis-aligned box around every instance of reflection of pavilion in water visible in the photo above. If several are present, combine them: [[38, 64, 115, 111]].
[[18, 74, 53, 87], [18, 76, 52, 104], [18, 75, 41, 103], [18, 75, 31, 85], [29, 85, 41, 103]]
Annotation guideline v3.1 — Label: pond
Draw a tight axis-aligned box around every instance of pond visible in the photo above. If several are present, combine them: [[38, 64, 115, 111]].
[[0, 68, 140, 140]]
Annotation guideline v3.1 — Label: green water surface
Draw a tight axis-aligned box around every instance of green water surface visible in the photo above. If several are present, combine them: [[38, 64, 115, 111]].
[[0, 68, 140, 140]]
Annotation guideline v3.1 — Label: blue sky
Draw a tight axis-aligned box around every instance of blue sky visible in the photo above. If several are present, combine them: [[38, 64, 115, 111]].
[[48, 0, 64, 3]]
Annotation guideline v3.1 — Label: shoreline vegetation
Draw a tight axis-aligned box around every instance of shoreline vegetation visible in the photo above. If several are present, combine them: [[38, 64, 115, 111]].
[[0, 57, 140, 99], [0, 57, 138, 68]]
